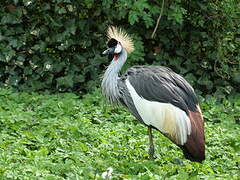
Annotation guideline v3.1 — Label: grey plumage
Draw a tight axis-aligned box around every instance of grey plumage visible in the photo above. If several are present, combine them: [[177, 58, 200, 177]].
[[101, 48, 127, 105], [101, 48, 146, 124]]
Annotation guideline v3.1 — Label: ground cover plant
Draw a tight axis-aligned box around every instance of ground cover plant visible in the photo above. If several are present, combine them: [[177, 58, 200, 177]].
[[0, 88, 239, 179], [0, 0, 239, 94]]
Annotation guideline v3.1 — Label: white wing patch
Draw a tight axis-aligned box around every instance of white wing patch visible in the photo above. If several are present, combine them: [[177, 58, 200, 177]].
[[125, 79, 191, 145]]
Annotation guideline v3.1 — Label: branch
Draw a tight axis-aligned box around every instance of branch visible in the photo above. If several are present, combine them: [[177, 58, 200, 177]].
[[151, 0, 165, 38]]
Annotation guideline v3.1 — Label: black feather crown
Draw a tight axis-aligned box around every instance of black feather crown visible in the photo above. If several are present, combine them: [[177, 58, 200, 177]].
[[107, 38, 118, 48]]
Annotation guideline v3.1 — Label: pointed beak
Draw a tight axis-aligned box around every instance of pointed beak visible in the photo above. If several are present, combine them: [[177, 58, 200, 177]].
[[102, 47, 115, 56]]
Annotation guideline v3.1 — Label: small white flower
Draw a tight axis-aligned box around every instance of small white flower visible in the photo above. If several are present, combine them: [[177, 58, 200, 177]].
[[67, 5, 74, 12], [46, 64, 51, 70], [30, 30, 37, 35], [101, 167, 113, 179], [26, 1, 32, 6]]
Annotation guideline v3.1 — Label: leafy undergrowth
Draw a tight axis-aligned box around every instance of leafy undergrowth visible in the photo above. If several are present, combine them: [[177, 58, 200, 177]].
[[0, 88, 239, 179]]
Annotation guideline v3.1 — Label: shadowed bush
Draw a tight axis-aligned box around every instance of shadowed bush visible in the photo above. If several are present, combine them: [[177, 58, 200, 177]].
[[0, 0, 239, 95]]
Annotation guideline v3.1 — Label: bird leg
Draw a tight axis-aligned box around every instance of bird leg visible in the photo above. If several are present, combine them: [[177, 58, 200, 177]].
[[148, 126, 155, 160]]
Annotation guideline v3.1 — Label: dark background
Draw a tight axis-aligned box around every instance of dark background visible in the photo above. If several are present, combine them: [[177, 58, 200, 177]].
[[0, 0, 239, 97]]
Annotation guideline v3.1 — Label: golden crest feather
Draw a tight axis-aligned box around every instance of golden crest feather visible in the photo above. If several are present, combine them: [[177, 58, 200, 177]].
[[107, 26, 134, 53]]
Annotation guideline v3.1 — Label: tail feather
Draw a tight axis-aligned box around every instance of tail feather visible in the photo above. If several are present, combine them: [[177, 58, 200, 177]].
[[181, 106, 205, 162]]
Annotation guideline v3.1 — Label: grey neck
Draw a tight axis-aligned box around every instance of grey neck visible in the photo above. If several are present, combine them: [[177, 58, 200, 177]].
[[101, 48, 127, 104]]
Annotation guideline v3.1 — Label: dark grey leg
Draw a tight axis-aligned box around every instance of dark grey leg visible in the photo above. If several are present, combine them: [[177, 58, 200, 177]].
[[148, 126, 155, 160]]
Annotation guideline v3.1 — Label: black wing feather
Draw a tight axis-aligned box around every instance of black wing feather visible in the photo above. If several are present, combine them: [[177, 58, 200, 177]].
[[122, 66, 198, 114]]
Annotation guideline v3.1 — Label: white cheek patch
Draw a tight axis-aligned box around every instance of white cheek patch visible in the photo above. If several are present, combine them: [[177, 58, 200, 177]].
[[114, 44, 122, 54]]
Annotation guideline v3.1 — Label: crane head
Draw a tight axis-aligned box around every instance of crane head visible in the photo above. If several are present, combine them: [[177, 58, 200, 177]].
[[102, 38, 122, 56], [102, 26, 134, 57]]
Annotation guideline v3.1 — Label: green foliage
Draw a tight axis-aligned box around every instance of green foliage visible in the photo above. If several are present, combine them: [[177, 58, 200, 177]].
[[0, 88, 239, 179], [0, 0, 239, 95]]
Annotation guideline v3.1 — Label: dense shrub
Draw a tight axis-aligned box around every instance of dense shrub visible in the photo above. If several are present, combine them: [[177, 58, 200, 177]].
[[0, 0, 239, 95]]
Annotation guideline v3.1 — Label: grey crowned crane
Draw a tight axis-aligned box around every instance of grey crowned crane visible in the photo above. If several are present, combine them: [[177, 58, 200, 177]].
[[101, 26, 205, 162]]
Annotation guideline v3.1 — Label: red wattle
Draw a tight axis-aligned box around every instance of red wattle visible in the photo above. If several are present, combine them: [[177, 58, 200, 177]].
[[114, 55, 119, 60]]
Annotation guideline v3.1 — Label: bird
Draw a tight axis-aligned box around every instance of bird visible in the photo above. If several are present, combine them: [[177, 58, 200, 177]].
[[101, 26, 205, 162]]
